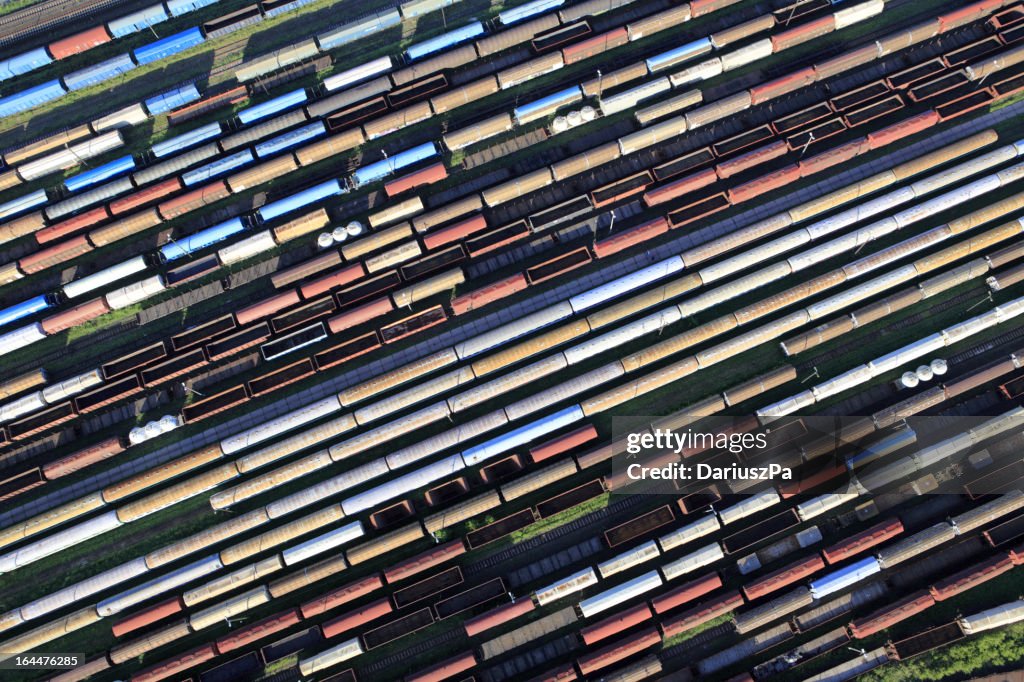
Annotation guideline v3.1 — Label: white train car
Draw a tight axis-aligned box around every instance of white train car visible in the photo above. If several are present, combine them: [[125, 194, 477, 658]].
[[579, 570, 663, 618], [535, 567, 598, 605]]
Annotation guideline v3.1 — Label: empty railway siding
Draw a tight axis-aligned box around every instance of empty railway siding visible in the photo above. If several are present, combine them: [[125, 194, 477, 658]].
[[0, 0, 1024, 675]]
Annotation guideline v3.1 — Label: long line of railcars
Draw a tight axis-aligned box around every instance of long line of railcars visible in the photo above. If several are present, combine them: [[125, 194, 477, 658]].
[[0, 0, 999, 356], [0, 112, 1002, 495], [4, 227, 1019, 655], [604, 395, 1024, 674], [0, 0, 733, 323], [8, 307, 1024, 675], [0, 0, 686, 197], [108, 225, 1024, 581], [0, 0, 1011, 622], [34, 404, 1016, 680], [292, 355, 1024, 679], [0, 19, 958, 430], [0, 0, 723, 251], [228, 417, 1024, 679], [0, 77, 1001, 383], [0, 138, 443, 342], [464, 417, 1024, 677], [66, 84, 1024, 682], [0, 0, 483, 121], [8, 0, 895, 251], [0, 69, 974, 449], [0, 0, 221, 85], [6, 0, 1024, 675], [0, 369, 791, 674], [751, 596, 1024, 680], [0, 0, 999, 250], [805, 592, 1024, 682], [0, 125, 1011, 574]]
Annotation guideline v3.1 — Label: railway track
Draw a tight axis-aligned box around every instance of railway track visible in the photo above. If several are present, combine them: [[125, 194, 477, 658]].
[[0, 0, 119, 49], [795, 286, 992, 374], [468, 495, 648, 574], [358, 628, 463, 676], [661, 622, 736, 661]]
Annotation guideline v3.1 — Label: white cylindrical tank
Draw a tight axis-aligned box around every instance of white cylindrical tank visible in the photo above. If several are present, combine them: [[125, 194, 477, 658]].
[[901, 372, 920, 388], [105, 275, 166, 310], [959, 599, 1024, 634], [159, 415, 180, 432], [657, 514, 720, 553], [796, 491, 858, 521], [299, 638, 363, 676], [64, 256, 148, 299], [0, 391, 46, 423], [0, 324, 47, 357], [660, 543, 724, 581], [332, 226, 348, 242], [0, 510, 122, 573], [578, 570, 663, 618], [346, 221, 364, 236], [317, 233, 334, 249], [534, 567, 597, 605], [218, 230, 276, 266], [41, 369, 103, 404], [931, 358, 948, 375], [718, 489, 780, 525], [916, 365, 934, 381]]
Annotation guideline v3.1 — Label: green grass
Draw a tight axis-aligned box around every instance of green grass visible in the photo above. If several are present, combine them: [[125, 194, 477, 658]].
[[511, 492, 611, 544], [262, 653, 299, 676], [448, 149, 466, 167], [991, 90, 1024, 111], [0, 0, 43, 17], [861, 623, 1024, 682], [661, 613, 732, 649], [65, 302, 143, 342]]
